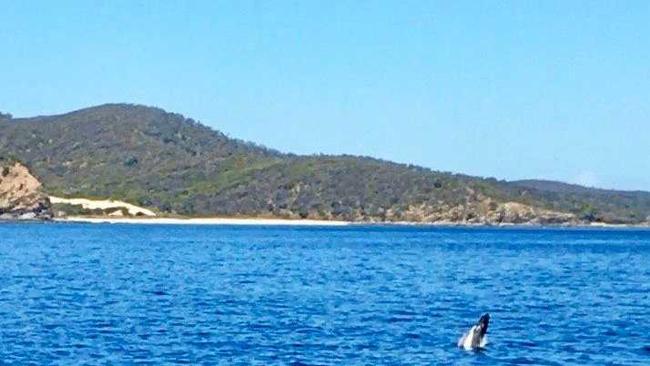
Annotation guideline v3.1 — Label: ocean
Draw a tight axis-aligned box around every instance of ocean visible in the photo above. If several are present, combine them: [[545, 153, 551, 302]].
[[0, 223, 648, 365]]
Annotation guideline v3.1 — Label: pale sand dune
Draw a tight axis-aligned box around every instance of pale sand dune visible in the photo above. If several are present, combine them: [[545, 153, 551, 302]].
[[56, 216, 349, 226], [49, 196, 157, 217]]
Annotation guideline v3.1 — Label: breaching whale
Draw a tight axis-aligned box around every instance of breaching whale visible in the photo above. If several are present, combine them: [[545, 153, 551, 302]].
[[458, 313, 490, 350]]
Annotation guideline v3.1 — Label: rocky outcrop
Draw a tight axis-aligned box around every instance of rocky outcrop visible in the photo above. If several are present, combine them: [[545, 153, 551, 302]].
[[371, 190, 578, 225], [486, 202, 576, 225], [0, 162, 51, 220]]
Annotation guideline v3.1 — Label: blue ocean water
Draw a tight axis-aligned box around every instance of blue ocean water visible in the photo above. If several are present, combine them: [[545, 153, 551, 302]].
[[0, 223, 649, 365]]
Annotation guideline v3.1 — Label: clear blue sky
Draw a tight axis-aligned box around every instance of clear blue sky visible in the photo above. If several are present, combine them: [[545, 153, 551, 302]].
[[1, 1, 649, 190]]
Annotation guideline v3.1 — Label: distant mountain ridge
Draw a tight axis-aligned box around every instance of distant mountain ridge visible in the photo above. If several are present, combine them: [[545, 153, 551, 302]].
[[0, 103, 648, 225], [512, 179, 650, 195]]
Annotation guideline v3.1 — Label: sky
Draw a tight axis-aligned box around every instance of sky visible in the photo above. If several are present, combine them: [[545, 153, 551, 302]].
[[1, 1, 649, 191]]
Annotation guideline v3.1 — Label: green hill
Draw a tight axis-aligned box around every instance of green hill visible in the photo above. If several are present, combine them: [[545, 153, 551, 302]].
[[1, 104, 648, 224]]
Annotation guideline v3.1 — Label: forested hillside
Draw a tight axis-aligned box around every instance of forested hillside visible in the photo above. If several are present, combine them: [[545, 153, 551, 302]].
[[1, 104, 648, 224]]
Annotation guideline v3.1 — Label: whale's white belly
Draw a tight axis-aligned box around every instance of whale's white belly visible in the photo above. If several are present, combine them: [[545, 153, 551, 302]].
[[458, 325, 488, 350]]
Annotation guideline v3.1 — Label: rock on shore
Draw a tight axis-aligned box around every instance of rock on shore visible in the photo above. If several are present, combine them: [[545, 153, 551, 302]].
[[383, 190, 579, 225], [0, 162, 51, 220]]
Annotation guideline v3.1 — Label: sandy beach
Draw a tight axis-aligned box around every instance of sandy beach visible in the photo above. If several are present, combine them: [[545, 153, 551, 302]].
[[56, 216, 350, 226], [54, 216, 649, 228]]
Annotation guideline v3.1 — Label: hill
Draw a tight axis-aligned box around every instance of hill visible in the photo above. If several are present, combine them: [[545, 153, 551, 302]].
[[0, 104, 648, 224]]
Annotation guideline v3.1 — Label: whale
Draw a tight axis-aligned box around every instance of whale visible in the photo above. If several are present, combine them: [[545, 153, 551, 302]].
[[458, 313, 490, 350]]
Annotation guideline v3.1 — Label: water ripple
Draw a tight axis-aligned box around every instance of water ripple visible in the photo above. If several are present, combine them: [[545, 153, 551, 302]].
[[0, 224, 648, 364]]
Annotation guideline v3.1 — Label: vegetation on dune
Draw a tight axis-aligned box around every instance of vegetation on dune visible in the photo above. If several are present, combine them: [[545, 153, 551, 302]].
[[0, 103, 648, 224]]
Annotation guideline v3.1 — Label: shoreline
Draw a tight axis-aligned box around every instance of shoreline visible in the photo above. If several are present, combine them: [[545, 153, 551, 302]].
[[53, 216, 650, 229], [55, 216, 351, 226]]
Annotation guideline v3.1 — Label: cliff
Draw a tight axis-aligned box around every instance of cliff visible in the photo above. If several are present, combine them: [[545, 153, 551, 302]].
[[0, 161, 52, 220]]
